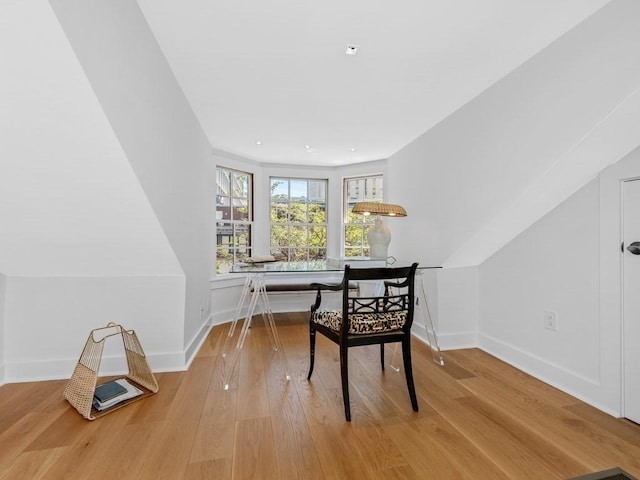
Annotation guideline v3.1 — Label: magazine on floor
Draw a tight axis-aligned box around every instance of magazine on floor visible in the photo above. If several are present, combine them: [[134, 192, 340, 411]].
[[93, 378, 143, 411]]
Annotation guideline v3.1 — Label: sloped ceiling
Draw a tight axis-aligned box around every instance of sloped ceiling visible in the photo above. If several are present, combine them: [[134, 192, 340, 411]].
[[0, 1, 182, 276], [388, 0, 640, 267], [137, 0, 611, 166]]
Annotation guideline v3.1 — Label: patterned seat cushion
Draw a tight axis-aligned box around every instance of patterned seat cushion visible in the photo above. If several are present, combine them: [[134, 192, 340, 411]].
[[311, 309, 407, 334]]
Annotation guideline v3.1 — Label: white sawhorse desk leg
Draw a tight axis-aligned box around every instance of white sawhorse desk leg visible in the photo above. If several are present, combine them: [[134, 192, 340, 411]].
[[221, 273, 291, 390]]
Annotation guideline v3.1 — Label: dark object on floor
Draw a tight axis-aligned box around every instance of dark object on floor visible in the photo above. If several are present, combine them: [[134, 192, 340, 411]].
[[568, 467, 638, 480]]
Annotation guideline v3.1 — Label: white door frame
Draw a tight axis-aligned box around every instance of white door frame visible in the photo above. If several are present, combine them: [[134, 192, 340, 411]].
[[599, 148, 640, 417], [621, 177, 640, 419]]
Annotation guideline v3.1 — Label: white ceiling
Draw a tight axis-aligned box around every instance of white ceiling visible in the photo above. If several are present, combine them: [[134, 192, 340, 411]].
[[137, 0, 611, 166]]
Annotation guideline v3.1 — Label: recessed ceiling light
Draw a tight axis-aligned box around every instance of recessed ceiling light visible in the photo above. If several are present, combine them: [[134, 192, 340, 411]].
[[256, 140, 262, 145], [350, 147, 357, 152], [345, 44, 359, 55], [305, 145, 311, 149]]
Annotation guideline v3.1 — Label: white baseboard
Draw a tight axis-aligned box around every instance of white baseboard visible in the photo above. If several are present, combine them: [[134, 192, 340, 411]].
[[184, 314, 214, 369], [478, 333, 618, 417], [3, 349, 187, 384], [411, 322, 478, 351]]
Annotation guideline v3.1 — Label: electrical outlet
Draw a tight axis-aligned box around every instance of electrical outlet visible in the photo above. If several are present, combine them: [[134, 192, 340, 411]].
[[544, 310, 557, 331]]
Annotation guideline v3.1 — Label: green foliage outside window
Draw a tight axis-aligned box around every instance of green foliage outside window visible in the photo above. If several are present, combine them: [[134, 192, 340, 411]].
[[270, 178, 327, 261]]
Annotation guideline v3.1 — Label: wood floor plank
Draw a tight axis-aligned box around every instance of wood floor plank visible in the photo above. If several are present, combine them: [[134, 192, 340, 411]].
[[1, 312, 640, 480], [0, 447, 67, 480], [232, 416, 279, 480], [0, 411, 64, 474]]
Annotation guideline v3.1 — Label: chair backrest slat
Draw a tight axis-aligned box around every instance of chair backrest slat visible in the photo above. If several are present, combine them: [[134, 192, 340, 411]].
[[340, 263, 419, 337]]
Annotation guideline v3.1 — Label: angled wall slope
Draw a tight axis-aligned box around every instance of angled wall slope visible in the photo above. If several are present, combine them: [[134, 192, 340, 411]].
[[388, 0, 640, 268], [0, 0, 209, 382]]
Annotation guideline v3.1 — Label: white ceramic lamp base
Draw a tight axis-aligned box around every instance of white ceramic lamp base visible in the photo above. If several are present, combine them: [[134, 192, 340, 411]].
[[367, 217, 391, 259]]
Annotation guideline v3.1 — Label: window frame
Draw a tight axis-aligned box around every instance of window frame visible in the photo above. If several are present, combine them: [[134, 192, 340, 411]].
[[269, 176, 328, 262], [215, 166, 253, 273], [343, 174, 384, 258]]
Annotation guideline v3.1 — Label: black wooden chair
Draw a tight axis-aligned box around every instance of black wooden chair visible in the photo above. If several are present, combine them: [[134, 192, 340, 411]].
[[307, 263, 419, 421]]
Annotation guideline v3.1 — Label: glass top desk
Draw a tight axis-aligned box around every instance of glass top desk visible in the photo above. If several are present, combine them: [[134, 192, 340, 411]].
[[221, 260, 443, 390]]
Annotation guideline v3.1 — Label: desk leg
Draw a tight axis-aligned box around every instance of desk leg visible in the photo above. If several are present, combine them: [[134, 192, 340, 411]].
[[417, 272, 444, 366], [221, 275, 251, 359], [257, 280, 291, 381], [223, 275, 261, 390], [389, 271, 444, 370], [222, 273, 291, 390]]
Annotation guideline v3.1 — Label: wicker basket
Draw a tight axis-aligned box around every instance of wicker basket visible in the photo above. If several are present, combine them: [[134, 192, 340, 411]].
[[64, 322, 159, 420]]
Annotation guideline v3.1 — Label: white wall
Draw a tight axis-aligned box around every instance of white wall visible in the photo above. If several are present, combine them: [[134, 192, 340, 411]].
[[0, 273, 6, 385], [51, 0, 213, 359], [0, 1, 180, 277], [479, 147, 640, 416], [479, 178, 603, 407], [0, 1, 193, 382], [387, 0, 640, 269], [434, 267, 479, 350], [4, 276, 185, 382]]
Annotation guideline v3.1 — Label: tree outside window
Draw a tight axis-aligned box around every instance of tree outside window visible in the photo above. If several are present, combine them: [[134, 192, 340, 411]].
[[216, 167, 252, 273], [344, 175, 383, 257], [270, 177, 327, 261]]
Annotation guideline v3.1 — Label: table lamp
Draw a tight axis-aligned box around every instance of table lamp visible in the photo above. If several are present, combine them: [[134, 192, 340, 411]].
[[351, 202, 407, 259]]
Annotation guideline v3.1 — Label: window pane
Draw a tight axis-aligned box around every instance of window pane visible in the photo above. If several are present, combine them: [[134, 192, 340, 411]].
[[309, 247, 326, 261], [270, 178, 289, 200], [290, 179, 307, 201], [217, 170, 231, 197], [290, 225, 308, 247], [232, 198, 249, 221], [271, 246, 288, 260], [232, 172, 249, 198], [344, 247, 361, 258], [289, 199, 308, 223], [310, 226, 327, 247], [343, 175, 383, 258], [270, 224, 289, 247], [308, 180, 326, 202], [309, 202, 326, 223], [216, 167, 253, 274], [344, 225, 363, 247], [217, 222, 233, 245], [216, 195, 231, 220], [269, 176, 327, 260], [271, 201, 288, 223], [235, 224, 251, 247], [236, 249, 251, 262], [289, 248, 308, 262]]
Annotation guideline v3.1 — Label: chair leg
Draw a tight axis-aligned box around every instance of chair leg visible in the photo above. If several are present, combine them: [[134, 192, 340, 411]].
[[402, 337, 419, 412], [307, 325, 316, 380], [380, 344, 385, 371], [340, 343, 351, 421]]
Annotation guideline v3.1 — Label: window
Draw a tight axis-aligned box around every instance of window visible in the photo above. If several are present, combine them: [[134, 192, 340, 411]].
[[270, 177, 327, 261], [343, 174, 383, 257], [216, 167, 252, 273]]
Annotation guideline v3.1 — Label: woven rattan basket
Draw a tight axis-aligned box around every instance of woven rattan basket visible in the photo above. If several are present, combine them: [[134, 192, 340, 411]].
[[64, 322, 159, 420]]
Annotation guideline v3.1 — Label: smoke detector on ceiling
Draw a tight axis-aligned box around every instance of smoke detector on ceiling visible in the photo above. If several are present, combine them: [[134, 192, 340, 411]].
[[345, 44, 359, 55]]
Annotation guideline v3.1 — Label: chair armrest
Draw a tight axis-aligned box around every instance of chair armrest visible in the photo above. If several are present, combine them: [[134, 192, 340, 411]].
[[309, 282, 344, 292], [310, 281, 344, 312]]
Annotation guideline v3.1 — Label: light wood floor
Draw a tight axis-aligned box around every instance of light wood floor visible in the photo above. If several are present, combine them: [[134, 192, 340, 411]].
[[1, 312, 640, 480]]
